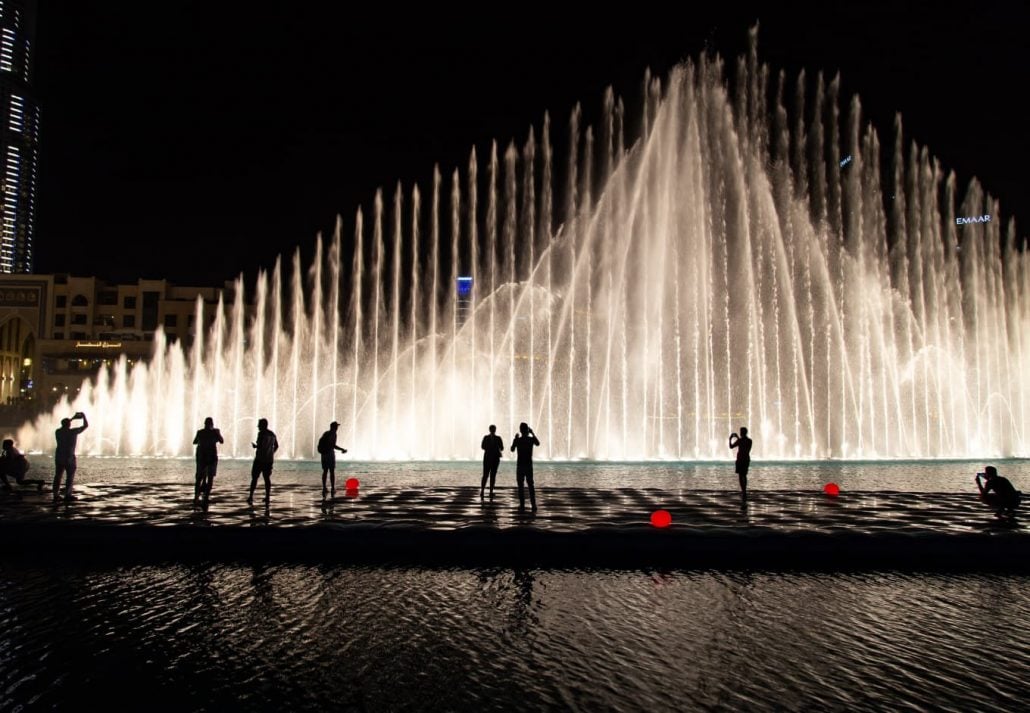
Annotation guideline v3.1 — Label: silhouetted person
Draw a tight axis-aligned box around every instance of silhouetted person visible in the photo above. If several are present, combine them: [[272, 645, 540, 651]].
[[729, 426, 752, 502], [0, 439, 44, 492], [511, 422, 540, 511], [53, 411, 88, 501], [248, 418, 279, 504], [317, 421, 347, 498], [976, 466, 1021, 520], [193, 417, 224, 504], [480, 425, 504, 500]]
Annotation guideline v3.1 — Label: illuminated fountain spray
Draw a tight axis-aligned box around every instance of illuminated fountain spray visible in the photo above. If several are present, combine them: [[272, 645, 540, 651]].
[[21, 33, 1030, 459]]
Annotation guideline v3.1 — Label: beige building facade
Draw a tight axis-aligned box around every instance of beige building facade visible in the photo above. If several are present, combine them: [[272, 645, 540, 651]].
[[0, 273, 231, 414]]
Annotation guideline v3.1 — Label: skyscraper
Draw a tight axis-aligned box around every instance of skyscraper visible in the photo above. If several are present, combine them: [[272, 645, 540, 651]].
[[0, 0, 37, 274]]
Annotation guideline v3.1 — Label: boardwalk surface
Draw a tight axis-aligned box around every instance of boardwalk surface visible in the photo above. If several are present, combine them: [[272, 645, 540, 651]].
[[1, 484, 1025, 568]]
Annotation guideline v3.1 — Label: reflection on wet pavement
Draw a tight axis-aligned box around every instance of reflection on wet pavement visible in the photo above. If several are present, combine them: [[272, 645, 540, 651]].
[[0, 483, 1024, 536]]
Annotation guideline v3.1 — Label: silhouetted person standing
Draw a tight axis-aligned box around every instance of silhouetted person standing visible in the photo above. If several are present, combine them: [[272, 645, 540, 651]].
[[0, 439, 44, 491], [53, 411, 88, 502], [480, 425, 504, 500], [248, 418, 279, 504], [729, 426, 752, 502], [193, 417, 224, 504], [511, 422, 540, 511], [317, 421, 347, 499]]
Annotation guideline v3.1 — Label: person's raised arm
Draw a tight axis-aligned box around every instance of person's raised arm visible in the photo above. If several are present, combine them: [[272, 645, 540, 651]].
[[216, 430, 224, 444], [77, 413, 89, 432], [193, 431, 200, 445], [729, 433, 739, 450], [975, 473, 986, 497], [511, 435, 518, 452], [532, 433, 540, 446]]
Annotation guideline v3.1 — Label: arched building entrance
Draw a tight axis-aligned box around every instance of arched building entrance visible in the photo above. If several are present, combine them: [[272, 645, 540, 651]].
[[0, 316, 36, 405]]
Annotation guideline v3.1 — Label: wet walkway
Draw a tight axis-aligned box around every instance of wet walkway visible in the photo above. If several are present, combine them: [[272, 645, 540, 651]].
[[1, 484, 1026, 568]]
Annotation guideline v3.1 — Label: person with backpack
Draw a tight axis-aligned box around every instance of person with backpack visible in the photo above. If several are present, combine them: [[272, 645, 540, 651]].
[[316, 421, 348, 499], [0, 439, 44, 492], [247, 418, 279, 504]]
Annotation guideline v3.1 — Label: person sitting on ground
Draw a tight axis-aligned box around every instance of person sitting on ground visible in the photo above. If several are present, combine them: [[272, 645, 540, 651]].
[[975, 466, 1021, 519], [0, 439, 45, 492]]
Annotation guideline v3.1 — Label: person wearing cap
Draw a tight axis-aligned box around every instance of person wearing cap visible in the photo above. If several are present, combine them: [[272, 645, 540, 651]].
[[316, 421, 348, 499]]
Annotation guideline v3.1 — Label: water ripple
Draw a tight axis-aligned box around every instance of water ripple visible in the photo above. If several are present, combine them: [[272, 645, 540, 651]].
[[0, 565, 1027, 710]]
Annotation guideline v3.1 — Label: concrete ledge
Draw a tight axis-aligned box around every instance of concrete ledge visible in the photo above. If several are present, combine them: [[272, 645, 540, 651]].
[[3, 520, 1027, 571]]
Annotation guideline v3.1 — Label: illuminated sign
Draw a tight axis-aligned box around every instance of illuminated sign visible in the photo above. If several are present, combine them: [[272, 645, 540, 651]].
[[956, 215, 991, 225], [839, 155, 852, 168], [74, 340, 123, 349], [457, 276, 473, 297]]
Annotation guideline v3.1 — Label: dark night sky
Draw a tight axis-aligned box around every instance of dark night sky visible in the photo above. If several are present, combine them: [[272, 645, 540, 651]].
[[32, 2, 1029, 286]]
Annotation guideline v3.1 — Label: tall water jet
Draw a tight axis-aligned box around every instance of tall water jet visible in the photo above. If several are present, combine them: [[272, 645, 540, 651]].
[[20, 35, 1029, 461]]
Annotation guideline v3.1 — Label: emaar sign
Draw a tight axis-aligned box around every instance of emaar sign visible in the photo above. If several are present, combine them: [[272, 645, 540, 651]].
[[956, 215, 991, 225]]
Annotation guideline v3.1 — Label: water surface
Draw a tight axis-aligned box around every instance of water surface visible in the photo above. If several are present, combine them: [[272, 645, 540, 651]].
[[0, 563, 1026, 711]]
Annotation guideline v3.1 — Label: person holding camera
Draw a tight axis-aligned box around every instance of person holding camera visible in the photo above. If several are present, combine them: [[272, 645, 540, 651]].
[[511, 422, 540, 512], [975, 466, 1021, 520], [729, 426, 752, 503], [53, 411, 88, 502]]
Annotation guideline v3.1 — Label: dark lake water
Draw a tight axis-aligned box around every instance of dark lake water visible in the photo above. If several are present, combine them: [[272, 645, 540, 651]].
[[1, 563, 1027, 711]]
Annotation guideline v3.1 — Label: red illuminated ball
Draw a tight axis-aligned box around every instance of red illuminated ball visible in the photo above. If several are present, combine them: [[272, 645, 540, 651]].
[[824, 483, 840, 497], [344, 488, 359, 499], [650, 509, 672, 528], [345, 478, 360, 490]]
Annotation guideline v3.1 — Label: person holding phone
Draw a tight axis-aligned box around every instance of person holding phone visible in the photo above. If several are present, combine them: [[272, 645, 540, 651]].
[[975, 466, 1021, 520], [53, 411, 88, 502], [729, 426, 752, 503], [511, 422, 540, 512]]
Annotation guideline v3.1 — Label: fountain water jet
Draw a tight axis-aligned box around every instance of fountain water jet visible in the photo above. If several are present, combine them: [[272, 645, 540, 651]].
[[20, 35, 1029, 460]]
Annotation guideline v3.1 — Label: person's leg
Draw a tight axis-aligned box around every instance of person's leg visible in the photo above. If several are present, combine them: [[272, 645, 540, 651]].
[[516, 471, 526, 510], [481, 460, 489, 498], [322, 466, 329, 497], [248, 463, 260, 502], [738, 469, 748, 499], [64, 462, 77, 499], [53, 463, 66, 500], [205, 462, 217, 500], [328, 466, 335, 496], [262, 466, 272, 500], [527, 470, 536, 510], [488, 460, 498, 498]]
